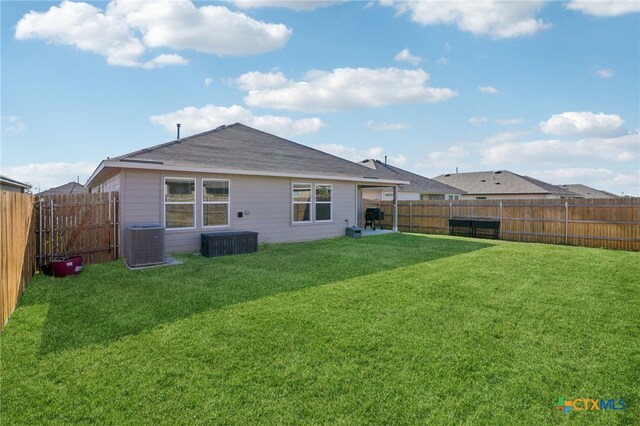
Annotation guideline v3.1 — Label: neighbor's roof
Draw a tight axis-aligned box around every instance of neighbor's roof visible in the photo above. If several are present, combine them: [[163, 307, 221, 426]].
[[0, 174, 31, 189], [559, 184, 621, 199], [88, 124, 408, 186], [38, 182, 88, 196], [360, 159, 465, 194], [433, 170, 581, 197]]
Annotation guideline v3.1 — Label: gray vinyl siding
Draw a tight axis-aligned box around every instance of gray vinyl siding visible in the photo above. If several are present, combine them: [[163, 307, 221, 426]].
[[102, 173, 121, 193], [119, 169, 357, 255]]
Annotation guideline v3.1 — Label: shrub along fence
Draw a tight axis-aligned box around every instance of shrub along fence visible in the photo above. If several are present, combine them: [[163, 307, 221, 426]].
[[364, 198, 640, 251], [1, 191, 119, 331]]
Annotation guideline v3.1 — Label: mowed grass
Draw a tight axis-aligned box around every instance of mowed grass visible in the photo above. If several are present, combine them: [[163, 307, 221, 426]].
[[1, 234, 638, 425]]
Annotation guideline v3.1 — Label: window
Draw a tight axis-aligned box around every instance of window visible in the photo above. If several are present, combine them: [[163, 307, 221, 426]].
[[447, 194, 460, 200], [203, 179, 230, 227], [165, 178, 195, 228], [315, 184, 332, 221], [292, 183, 312, 222]]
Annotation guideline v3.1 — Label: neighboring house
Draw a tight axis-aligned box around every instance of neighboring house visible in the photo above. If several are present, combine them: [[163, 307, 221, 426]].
[[359, 159, 465, 201], [38, 182, 88, 196], [433, 170, 582, 200], [86, 123, 408, 255], [0, 174, 31, 193], [559, 184, 621, 199]]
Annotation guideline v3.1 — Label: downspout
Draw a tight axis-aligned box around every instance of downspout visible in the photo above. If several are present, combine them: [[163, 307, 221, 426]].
[[393, 186, 398, 232]]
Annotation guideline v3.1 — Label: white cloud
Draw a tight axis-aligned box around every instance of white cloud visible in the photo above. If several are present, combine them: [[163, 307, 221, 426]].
[[1, 162, 96, 192], [228, 1, 345, 11], [566, 0, 640, 17], [484, 131, 529, 144], [2, 116, 27, 133], [496, 118, 524, 125], [593, 66, 614, 79], [382, 0, 550, 39], [314, 144, 407, 166], [469, 116, 488, 125], [149, 104, 324, 138], [481, 132, 640, 166], [414, 145, 471, 176], [367, 121, 410, 132], [436, 56, 449, 65], [238, 67, 457, 112], [539, 111, 624, 137], [204, 77, 213, 87], [140, 53, 188, 69], [478, 85, 500, 94], [428, 145, 470, 163], [15, 0, 291, 68], [235, 71, 289, 90], [15, 1, 151, 68], [110, 0, 291, 56], [394, 48, 423, 65]]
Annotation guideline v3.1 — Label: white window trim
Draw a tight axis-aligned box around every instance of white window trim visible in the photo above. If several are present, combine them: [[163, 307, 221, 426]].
[[314, 183, 333, 223], [164, 177, 196, 230], [202, 178, 231, 229], [292, 182, 313, 224]]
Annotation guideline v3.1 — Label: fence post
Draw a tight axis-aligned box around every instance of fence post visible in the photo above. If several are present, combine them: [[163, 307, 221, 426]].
[[565, 202, 569, 245], [409, 201, 413, 233], [449, 202, 452, 219], [499, 201, 503, 240]]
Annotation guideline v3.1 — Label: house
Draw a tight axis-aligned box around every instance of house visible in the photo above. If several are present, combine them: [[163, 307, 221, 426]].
[[359, 159, 465, 201], [38, 182, 88, 196], [86, 123, 408, 255], [433, 170, 582, 200], [559, 184, 621, 199], [0, 174, 31, 193]]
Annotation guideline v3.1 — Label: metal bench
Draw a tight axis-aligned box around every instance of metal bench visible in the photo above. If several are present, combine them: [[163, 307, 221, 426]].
[[471, 220, 500, 239], [449, 219, 473, 236], [449, 219, 500, 239]]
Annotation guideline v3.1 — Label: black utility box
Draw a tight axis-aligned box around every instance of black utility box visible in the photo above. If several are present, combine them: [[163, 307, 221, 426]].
[[201, 231, 259, 257]]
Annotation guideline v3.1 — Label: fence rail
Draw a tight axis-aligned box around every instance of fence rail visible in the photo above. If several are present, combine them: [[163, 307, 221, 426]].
[[1, 191, 37, 331], [364, 198, 640, 251]]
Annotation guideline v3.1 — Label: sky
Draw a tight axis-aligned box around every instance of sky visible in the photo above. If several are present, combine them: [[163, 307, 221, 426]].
[[1, 0, 639, 196]]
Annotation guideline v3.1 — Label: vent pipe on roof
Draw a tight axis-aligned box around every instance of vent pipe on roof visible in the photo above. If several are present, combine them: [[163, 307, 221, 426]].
[[176, 123, 181, 139], [384, 155, 387, 165]]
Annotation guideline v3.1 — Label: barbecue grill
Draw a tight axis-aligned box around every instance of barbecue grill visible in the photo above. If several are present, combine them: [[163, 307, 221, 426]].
[[364, 207, 384, 230]]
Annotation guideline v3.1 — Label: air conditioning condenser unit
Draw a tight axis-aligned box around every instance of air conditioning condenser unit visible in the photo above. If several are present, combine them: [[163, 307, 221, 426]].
[[125, 225, 165, 267]]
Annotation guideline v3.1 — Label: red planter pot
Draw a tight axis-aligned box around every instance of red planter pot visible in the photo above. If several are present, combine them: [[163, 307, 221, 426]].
[[50, 256, 83, 278]]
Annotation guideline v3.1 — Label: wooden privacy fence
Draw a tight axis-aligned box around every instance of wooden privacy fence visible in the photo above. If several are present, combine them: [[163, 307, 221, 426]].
[[364, 198, 640, 251], [1, 191, 119, 331], [37, 192, 119, 265], [1, 191, 37, 331]]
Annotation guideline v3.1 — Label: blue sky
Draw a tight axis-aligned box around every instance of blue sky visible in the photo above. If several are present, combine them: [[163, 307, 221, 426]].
[[1, 0, 639, 195]]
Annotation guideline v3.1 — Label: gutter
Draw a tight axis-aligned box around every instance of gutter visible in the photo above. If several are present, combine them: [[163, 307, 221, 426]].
[[87, 160, 410, 187]]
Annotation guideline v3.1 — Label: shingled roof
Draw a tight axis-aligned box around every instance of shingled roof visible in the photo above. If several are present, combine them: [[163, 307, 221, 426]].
[[559, 184, 621, 199], [88, 123, 407, 186], [433, 170, 581, 197], [38, 182, 87, 196], [360, 159, 465, 194]]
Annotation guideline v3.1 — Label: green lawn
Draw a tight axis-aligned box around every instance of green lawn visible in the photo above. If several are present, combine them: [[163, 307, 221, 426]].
[[1, 234, 638, 424]]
